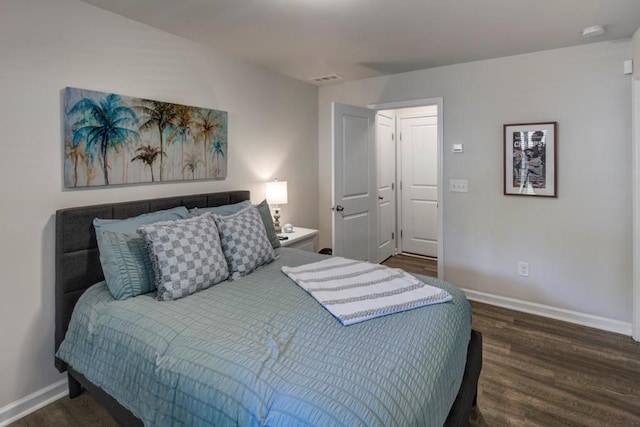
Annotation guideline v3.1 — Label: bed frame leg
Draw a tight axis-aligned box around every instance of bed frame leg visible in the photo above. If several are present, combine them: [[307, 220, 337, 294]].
[[68, 373, 83, 399]]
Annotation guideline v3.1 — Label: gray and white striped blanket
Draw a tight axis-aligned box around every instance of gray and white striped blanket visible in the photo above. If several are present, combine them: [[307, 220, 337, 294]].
[[282, 256, 452, 325]]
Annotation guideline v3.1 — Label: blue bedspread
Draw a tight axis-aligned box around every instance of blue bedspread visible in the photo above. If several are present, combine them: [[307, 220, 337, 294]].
[[57, 248, 471, 426]]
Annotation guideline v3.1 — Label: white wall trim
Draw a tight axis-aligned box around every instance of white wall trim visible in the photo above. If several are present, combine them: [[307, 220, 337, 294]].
[[0, 379, 67, 426], [463, 288, 633, 336], [369, 98, 439, 110], [633, 78, 640, 342]]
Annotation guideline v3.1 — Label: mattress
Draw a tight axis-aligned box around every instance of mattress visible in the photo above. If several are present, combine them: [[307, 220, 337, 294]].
[[57, 248, 472, 426]]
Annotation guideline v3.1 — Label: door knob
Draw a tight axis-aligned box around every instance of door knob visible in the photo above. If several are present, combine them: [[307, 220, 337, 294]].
[[378, 196, 383, 200], [335, 205, 344, 212]]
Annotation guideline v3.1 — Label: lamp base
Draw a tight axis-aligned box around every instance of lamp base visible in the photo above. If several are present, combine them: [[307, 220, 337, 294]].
[[273, 207, 282, 233]]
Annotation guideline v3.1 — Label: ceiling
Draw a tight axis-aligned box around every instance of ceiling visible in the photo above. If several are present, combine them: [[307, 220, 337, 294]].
[[81, 0, 640, 85]]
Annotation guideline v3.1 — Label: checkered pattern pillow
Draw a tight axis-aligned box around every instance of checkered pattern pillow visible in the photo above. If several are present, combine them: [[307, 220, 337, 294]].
[[137, 213, 229, 301], [214, 206, 276, 279]]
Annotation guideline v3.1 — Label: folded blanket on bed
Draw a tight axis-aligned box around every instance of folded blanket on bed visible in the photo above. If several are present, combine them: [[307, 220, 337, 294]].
[[282, 257, 452, 325]]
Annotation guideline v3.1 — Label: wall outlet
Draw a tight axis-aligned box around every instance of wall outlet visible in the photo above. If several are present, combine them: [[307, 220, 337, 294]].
[[518, 261, 530, 277], [449, 179, 468, 192]]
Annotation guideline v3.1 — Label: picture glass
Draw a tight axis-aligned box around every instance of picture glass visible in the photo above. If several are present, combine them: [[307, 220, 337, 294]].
[[504, 122, 556, 197], [512, 130, 547, 189]]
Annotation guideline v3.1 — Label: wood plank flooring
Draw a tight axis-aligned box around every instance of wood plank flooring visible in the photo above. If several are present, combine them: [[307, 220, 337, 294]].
[[382, 252, 438, 277], [10, 393, 118, 427], [11, 254, 640, 426], [471, 301, 640, 426]]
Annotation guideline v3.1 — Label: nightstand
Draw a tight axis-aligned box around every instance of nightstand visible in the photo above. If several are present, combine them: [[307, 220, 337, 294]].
[[279, 227, 319, 252]]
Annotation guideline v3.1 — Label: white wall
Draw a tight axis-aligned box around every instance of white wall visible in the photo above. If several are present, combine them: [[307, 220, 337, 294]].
[[0, 0, 318, 409], [319, 41, 633, 324], [634, 28, 640, 80]]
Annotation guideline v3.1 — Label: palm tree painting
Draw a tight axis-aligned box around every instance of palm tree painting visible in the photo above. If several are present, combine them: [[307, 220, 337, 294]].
[[168, 105, 195, 180], [67, 91, 139, 185], [183, 152, 201, 180], [194, 110, 219, 178], [64, 87, 228, 187], [131, 145, 165, 182], [136, 100, 176, 181]]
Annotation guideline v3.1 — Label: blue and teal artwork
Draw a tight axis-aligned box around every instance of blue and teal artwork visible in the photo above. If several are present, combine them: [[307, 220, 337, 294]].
[[64, 87, 227, 187]]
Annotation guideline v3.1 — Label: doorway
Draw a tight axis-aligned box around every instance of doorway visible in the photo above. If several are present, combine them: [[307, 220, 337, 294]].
[[332, 98, 444, 278], [377, 105, 439, 261]]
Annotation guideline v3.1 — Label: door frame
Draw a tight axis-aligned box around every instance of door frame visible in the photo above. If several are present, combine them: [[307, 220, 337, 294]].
[[633, 78, 640, 341], [369, 97, 444, 279], [395, 108, 439, 258]]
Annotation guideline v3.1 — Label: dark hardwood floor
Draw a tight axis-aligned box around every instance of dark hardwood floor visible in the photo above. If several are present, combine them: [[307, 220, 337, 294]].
[[11, 254, 640, 426], [382, 252, 438, 277], [471, 301, 640, 426], [10, 393, 118, 427]]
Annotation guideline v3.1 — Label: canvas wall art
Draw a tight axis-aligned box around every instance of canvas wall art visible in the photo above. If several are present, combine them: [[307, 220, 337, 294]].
[[63, 87, 228, 187]]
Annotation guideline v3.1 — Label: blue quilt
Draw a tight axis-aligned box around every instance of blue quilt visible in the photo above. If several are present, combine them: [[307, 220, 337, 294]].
[[57, 248, 471, 426]]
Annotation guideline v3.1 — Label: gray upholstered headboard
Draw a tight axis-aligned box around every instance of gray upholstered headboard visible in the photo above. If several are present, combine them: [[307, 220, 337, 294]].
[[55, 190, 250, 372]]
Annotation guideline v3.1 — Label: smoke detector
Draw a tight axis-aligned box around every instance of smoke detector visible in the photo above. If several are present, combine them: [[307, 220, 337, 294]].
[[582, 25, 605, 38]]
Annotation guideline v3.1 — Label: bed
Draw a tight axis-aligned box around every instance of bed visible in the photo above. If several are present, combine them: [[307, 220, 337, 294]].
[[54, 190, 482, 426]]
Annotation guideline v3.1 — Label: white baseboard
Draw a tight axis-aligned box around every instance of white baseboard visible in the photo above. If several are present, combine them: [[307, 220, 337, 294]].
[[462, 288, 633, 336], [0, 379, 67, 426]]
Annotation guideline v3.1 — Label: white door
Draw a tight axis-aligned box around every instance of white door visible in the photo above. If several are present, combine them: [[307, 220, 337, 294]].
[[376, 112, 396, 262], [332, 102, 378, 262], [400, 114, 438, 257]]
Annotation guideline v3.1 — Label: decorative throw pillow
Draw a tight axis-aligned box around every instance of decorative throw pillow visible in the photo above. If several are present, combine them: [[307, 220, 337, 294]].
[[189, 200, 251, 217], [137, 213, 229, 301], [214, 206, 276, 279], [93, 206, 189, 300], [99, 232, 156, 300], [254, 199, 281, 249]]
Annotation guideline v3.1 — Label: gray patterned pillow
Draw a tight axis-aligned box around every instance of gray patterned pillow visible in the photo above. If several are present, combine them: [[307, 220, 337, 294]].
[[214, 206, 276, 279], [254, 199, 281, 249], [137, 213, 229, 301]]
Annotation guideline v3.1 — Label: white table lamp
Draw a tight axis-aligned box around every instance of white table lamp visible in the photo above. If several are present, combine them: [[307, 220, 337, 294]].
[[266, 180, 288, 233]]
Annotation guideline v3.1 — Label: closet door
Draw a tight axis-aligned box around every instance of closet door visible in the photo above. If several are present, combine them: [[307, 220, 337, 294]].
[[399, 114, 438, 257]]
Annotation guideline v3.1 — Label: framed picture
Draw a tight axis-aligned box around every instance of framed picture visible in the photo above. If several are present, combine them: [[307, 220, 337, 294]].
[[64, 87, 228, 188], [504, 122, 557, 197]]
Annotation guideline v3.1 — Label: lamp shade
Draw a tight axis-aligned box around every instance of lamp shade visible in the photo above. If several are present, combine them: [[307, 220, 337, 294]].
[[266, 180, 288, 205]]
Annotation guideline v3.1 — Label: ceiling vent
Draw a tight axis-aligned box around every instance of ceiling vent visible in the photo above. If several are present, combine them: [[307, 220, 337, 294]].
[[310, 74, 343, 84]]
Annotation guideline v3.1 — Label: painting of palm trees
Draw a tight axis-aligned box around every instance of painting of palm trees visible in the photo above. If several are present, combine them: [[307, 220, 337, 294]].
[[131, 145, 164, 182], [64, 87, 228, 187]]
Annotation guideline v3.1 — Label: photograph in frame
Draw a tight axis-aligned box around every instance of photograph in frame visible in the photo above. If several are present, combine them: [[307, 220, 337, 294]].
[[503, 122, 557, 197]]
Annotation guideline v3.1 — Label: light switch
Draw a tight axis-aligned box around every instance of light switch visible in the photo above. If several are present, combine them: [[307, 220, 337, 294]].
[[452, 144, 463, 153], [449, 179, 468, 192]]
